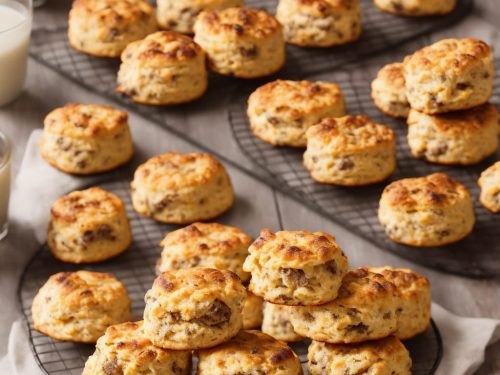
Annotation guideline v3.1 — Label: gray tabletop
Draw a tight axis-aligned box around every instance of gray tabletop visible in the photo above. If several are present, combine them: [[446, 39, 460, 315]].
[[1, 1, 499, 374]]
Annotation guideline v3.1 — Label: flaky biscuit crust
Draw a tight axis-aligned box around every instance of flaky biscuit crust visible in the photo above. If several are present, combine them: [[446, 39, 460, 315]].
[[407, 104, 499, 165], [247, 80, 346, 147], [158, 222, 252, 281], [404, 38, 494, 114], [478, 161, 500, 213], [276, 0, 361, 47], [32, 271, 131, 343], [374, 0, 455, 16], [143, 268, 246, 349], [82, 321, 191, 374], [40, 104, 134, 174], [131, 152, 234, 224], [68, 0, 157, 57], [48, 187, 132, 263], [378, 173, 475, 246], [242, 291, 264, 329], [243, 229, 349, 305], [308, 336, 412, 375], [262, 302, 304, 342], [194, 7, 285, 78], [288, 268, 400, 343], [197, 330, 303, 375], [371, 62, 410, 119]]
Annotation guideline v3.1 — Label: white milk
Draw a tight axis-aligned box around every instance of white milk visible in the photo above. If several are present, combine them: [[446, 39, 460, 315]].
[[0, 136, 10, 240], [0, 0, 31, 106]]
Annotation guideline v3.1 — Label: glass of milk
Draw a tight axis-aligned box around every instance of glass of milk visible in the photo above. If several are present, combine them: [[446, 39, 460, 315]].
[[0, 131, 11, 241], [0, 0, 32, 106]]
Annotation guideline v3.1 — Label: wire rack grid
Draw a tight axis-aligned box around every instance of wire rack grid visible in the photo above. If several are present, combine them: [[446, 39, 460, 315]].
[[18, 179, 442, 375]]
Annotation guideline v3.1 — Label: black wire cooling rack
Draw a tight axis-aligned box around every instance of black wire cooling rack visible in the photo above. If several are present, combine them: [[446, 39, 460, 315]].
[[18, 179, 442, 375], [229, 57, 500, 278]]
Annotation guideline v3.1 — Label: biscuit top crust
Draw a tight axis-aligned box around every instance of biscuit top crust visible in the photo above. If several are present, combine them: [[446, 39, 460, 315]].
[[248, 80, 344, 117], [43, 103, 128, 138], [160, 222, 252, 257], [364, 266, 430, 295], [306, 115, 395, 152], [291, 0, 358, 15], [408, 104, 499, 134], [245, 228, 345, 268], [51, 187, 125, 224], [43, 271, 128, 311], [404, 38, 492, 74], [195, 7, 282, 39], [374, 62, 405, 89], [71, 0, 154, 27], [198, 330, 299, 365], [479, 161, 500, 185], [133, 152, 226, 191], [121, 31, 203, 65], [98, 321, 183, 365], [381, 173, 470, 211]]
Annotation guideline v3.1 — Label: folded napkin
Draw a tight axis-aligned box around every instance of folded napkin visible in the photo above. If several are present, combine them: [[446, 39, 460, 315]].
[[0, 131, 499, 374]]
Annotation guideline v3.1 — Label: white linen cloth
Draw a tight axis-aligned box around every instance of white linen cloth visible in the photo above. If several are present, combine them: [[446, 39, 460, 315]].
[[0, 131, 499, 375]]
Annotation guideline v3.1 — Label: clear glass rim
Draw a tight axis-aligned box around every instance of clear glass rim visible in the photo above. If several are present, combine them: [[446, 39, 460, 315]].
[[0, 0, 33, 35], [0, 131, 11, 170]]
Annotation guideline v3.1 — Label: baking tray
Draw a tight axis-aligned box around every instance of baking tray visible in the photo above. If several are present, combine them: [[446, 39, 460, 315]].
[[18, 179, 443, 375]]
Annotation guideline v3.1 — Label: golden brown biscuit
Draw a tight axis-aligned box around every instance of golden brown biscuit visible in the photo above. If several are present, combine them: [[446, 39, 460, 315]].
[[304, 115, 396, 186], [40, 103, 133, 175], [262, 302, 304, 342], [117, 31, 208, 105], [158, 222, 252, 282], [478, 161, 500, 213], [378, 173, 475, 247], [143, 268, 247, 349], [82, 321, 191, 374], [242, 291, 264, 329], [131, 152, 234, 224], [68, 0, 157, 58], [374, 0, 456, 16], [308, 336, 412, 375], [404, 38, 494, 114], [197, 330, 303, 374], [194, 7, 285, 78], [371, 62, 410, 118], [32, 271, 131, 343], [288, 268, 399, 343], [243, 229, 349, 305], [276, 0, 362, 47], [47, 187, 132, 263], [247, 80, 346, 147], [366, 266, 431, 340], [407, 104, 499, 165]]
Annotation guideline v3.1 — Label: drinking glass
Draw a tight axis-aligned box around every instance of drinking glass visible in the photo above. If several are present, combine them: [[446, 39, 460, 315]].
[[0, 131, 11, 241]]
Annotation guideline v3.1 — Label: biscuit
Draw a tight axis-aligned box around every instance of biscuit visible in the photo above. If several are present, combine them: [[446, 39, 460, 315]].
[[32, 271, 131, 343], [143, 267, 246, 349], [197, 330, 303, 375], [117, 31, 208, 105], [378, 173, 475, 247], [308, 336, 412, 375], [262, 302, 304, 342], [407, 104, 499, 165], [68, 0, 157, 58], [47, 187, 132, 263], [288, 268, 399, 343], [193, 7, 285, 78], [40, 103, 134, 175], [242, 291, 264, 329], [304, 115, 396, 186], [82, 321, 191, 375], [366, 267, 431, 340], [158, 222, 252, 281], [243, 229, 349, 306], [247, 80, 346, 147], [371, 62, 410, 118], [131, 152, 234, 224], [276, 0, 362, 47], [374, 0, 456, 16], [157, 0, 243, 34], [478, 161, 500, 213], [403, 38, 494, 114]]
